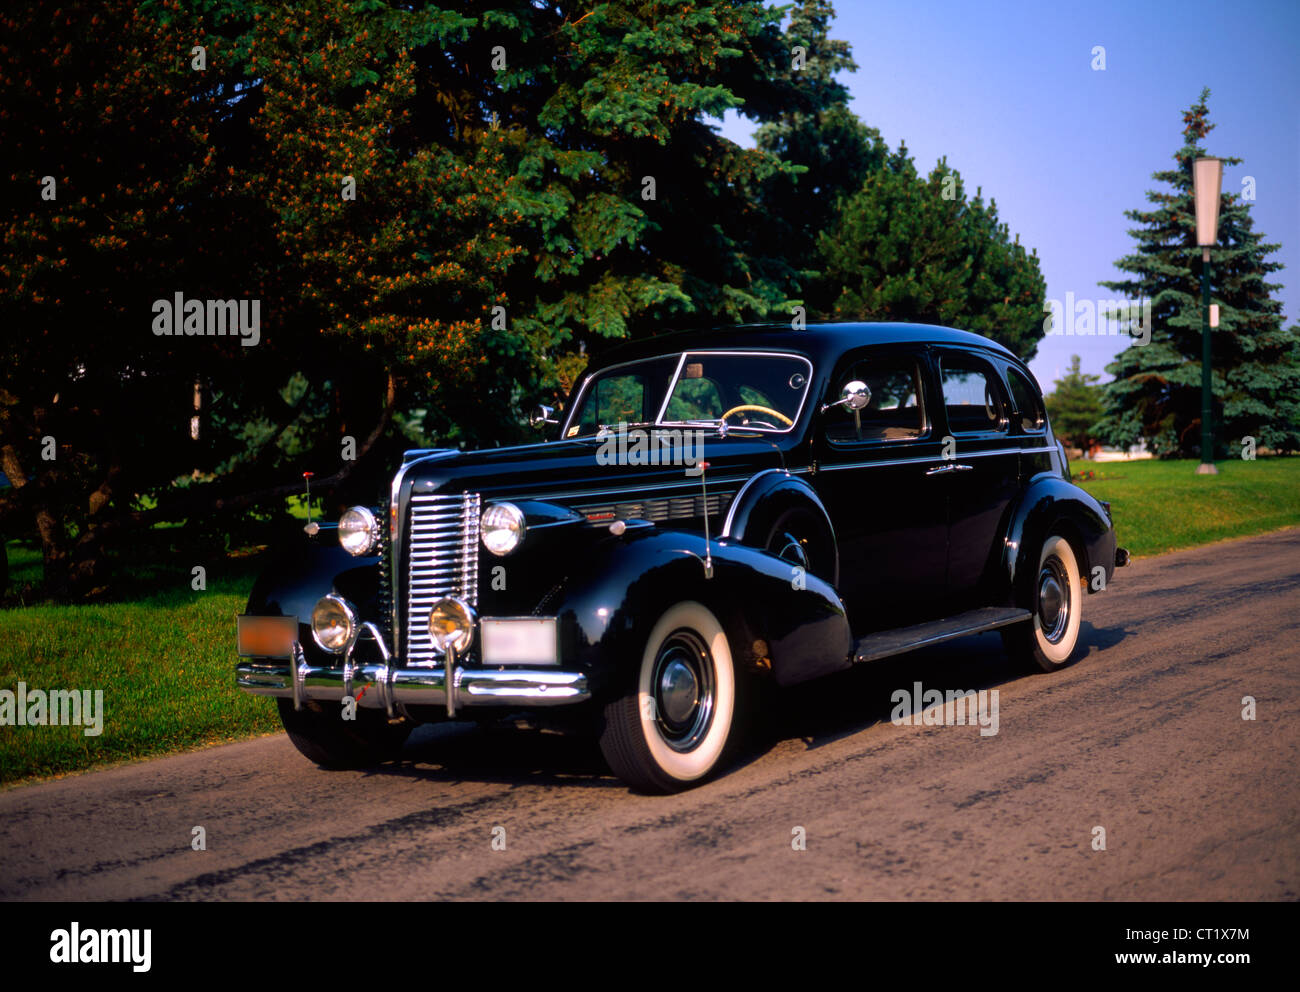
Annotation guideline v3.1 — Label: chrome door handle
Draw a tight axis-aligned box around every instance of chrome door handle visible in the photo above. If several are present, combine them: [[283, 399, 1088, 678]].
[[951, 463, 974, 472]]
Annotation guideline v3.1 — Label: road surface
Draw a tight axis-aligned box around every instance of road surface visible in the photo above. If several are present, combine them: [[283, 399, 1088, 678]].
[[2, 528, 1297, 900]]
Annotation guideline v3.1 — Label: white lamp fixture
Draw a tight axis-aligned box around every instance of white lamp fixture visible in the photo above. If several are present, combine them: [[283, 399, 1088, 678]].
[[1192, 157, 1223, 260]]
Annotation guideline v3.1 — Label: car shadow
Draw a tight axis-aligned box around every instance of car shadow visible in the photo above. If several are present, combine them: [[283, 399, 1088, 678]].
[[352, 622, 1136, 791], [740, 619, 1136, 761], [359, 719, 621, 790]]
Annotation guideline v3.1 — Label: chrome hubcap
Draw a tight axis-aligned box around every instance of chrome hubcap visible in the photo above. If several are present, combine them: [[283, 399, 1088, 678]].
[[651, 630, 715, 752], [658, 658, 699, 725], [1037, 556, 1070, 644]]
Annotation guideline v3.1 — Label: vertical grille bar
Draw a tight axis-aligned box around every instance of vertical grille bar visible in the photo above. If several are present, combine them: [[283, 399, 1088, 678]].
[[403, 492, 480, 666]]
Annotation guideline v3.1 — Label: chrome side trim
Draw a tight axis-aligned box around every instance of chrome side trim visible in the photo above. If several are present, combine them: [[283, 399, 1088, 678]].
[[721, 467, 792, 538], [817, 446, 1055, 473]]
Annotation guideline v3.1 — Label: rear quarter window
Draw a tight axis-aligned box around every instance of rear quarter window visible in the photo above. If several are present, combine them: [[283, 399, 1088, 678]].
[[1005, 366, 1045, 433]]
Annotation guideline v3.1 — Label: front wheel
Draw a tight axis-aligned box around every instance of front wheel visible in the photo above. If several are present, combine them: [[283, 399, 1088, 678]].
[[1002, 534, 1084, 672], [277, 697, 411, 769], [598, 601, 738, 792]]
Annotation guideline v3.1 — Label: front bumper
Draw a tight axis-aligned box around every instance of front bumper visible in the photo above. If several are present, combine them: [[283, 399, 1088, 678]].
[[237, 624, 589, 717]]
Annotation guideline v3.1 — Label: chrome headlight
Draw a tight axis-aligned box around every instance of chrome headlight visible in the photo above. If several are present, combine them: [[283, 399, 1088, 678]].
[[311, 594, 357, 654], [480, 502, 525, 556], [338, 506, 379, 556], [428, 597, 475, 654]]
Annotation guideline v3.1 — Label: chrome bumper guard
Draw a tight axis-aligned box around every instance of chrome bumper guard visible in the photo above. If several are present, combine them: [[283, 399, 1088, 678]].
[[237, 623, 589, 718]]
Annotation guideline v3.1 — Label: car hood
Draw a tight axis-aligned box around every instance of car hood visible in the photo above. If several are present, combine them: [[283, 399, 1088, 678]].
[[396, 432, 797, 506]]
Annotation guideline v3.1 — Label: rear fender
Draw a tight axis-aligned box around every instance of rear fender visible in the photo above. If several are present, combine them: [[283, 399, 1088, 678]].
[[1003, 474, 1117, 600]]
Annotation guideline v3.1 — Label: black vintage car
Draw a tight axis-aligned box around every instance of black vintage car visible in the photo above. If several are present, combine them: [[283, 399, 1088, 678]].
[[236, 322, 1127, 792]]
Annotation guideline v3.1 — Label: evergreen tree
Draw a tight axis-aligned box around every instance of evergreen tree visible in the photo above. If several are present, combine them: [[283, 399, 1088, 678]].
[[751, 1, 887, 295], [1093, 88, 1300, 457], [810, 145, 1047, 359], [1044, 355, 1104, 450]]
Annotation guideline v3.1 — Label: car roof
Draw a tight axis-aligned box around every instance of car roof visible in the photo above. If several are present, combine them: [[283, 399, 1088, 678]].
[[584, 321, 1023, 373]]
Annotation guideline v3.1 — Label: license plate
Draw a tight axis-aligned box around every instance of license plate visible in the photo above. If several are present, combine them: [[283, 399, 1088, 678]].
[[237, 615, 298, 658], [480, 618, 558, 666]]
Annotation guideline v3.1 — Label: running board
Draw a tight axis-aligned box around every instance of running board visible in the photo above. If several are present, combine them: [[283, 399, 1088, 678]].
[[852, 607, 1032, 663]]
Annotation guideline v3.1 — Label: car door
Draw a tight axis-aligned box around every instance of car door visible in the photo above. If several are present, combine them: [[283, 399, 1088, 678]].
[[932, 347, 1021, 613], [810, 345, 948, 635]]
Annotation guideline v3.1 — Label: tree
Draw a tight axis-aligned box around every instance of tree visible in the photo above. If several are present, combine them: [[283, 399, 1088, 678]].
[[1044, 356, 1103, 450], [1093, 88, 1300, 458], [810, 145, 1048, 360], [751, 1, 887, 295], [0, 0, 832, 598]]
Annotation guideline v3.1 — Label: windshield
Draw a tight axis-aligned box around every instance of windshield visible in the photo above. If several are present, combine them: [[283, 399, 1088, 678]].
[[565, 352, 812, 438]]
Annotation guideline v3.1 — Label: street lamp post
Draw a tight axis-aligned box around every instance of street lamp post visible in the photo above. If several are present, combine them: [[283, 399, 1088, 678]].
[[1193, 156, 1222, 475]]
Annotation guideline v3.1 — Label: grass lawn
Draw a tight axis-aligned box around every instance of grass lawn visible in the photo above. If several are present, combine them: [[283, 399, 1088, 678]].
[[1072, 456, 1300, 558], [0, 554, 280, 787]]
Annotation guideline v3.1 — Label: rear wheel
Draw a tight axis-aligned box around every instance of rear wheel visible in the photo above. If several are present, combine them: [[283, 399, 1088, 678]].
[[599, 601, 738, 792], [1002, 534, 1084, 672], [277, 697, 411, 768]]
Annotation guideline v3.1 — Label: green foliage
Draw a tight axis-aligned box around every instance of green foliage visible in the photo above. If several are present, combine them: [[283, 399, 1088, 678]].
[[1093, 88, 1300, 458], [1044, 355, 1104, 450], [810, 147, 1048, 360], [0, 0, 1056, 599]]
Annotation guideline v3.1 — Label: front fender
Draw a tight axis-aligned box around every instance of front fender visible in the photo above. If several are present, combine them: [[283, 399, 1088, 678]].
[[540, 528, 852, 699], [245, 526, 383, 666], [721, 469, 839, 587], [1003, 473, 1117, 598]]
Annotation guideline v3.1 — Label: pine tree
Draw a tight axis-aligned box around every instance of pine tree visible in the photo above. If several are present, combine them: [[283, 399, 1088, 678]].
[[751, 1, 887, 294], [1044, 356, 1104, 451], [1093, 88, 1300, 457], [810, 145, 1047, 359]]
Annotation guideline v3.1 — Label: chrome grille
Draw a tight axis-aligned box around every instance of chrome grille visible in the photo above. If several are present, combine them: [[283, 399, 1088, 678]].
[[404, 492, 480, 666]]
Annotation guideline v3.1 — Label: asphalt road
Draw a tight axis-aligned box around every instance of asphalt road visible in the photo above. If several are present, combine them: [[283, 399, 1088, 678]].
[[2, 529, 1297, 901]]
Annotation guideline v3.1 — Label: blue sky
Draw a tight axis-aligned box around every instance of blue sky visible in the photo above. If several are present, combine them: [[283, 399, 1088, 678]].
[[717, 0, 1300, 390]]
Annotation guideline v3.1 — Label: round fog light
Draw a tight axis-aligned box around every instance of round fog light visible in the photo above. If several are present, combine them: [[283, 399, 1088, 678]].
[[311, 594, 357, 653], [428, 597, 475, 654]]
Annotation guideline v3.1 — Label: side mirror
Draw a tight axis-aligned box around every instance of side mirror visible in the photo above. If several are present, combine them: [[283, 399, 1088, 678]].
[[530, 404, 558, 429], [841, 381, 871, 410], [820, 380, 872, 414]]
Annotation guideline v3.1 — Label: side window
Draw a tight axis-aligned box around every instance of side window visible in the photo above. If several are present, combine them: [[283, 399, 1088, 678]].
[[578, 373, 649, 428], [825, 354, 926, 444], [1004, 366, 1045, 433], [939, 355, 1008, 434]]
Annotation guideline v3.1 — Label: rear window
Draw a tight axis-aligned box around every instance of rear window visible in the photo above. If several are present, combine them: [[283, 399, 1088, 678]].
[[1005, 366, 1044, 432]]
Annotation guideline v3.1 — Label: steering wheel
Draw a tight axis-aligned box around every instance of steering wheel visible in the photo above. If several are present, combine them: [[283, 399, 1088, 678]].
[[720, 404, 793, 428]]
